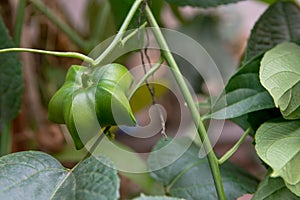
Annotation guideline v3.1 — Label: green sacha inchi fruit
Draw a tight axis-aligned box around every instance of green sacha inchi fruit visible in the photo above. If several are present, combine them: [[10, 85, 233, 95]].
[[48, 63, 136, 149]]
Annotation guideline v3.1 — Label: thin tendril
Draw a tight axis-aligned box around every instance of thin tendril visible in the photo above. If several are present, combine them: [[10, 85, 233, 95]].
[[137, 1, 167, 140]]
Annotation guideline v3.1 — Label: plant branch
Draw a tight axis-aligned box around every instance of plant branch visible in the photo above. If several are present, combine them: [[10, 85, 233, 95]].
[[201, 113, 211, 121], [0, 48, 96, 66], [14, 0, 26, 46], [94, 0, 144, 65], [145, 5, 226, 200], [218, 127, 251, 165], [28, 0, 88, 50], [120, 22, 147, 47], [128, 57, 163, 99]]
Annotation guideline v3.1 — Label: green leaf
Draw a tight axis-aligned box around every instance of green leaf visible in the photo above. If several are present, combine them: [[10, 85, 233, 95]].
[[148, 138, 258, 200], [0, 17, 23, 125], [258, 0, 280, 5], [0, 151, 119, 200], [90, 136, 164, 195], [286, 182, 300, 198], [260, 42, 300, 119], [133, 194, 183, 200], [255, 120, 300, 196], [244, 2, 300, 62], [72, 155, 120, 200], [164, 0, 245, 8], [253, 170, 300, 200], [278, 82, 300, 119], [0, 151, 74, 200], [210, 54, 274, 120]]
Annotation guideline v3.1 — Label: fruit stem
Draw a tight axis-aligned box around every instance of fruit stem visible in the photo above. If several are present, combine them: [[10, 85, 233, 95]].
[[94, 0, 144, 65]]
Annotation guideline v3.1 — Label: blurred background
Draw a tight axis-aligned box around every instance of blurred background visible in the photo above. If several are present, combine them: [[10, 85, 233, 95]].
[[1, 0, 271, 198]]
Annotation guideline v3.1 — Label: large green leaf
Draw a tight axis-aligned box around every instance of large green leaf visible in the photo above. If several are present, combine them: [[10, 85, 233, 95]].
[[164, 0, 245, 8], [252, 170, 300, 200], [255, 120, 300, 197], [210, 54, 274, 120], [133, 194, 183, 200], [260, 42, 300, 120], [73, 155, 119, 199], [244, 2, 300, 63], [148, 138, 258, 200], [54, 138, 163, 195], [0, 151, 74, 200], [0, 17, 23, 125], [0, 151, 119, 200]]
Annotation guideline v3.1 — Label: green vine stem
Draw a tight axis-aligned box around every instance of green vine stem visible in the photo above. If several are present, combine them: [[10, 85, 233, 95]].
[[94, 0, 144, 65], [28, 0, 88, 51], [120, 22, 147, 47], [218, 128, 251, 165], [144, 5, 226, 200], [0, 48, 96, 66]]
